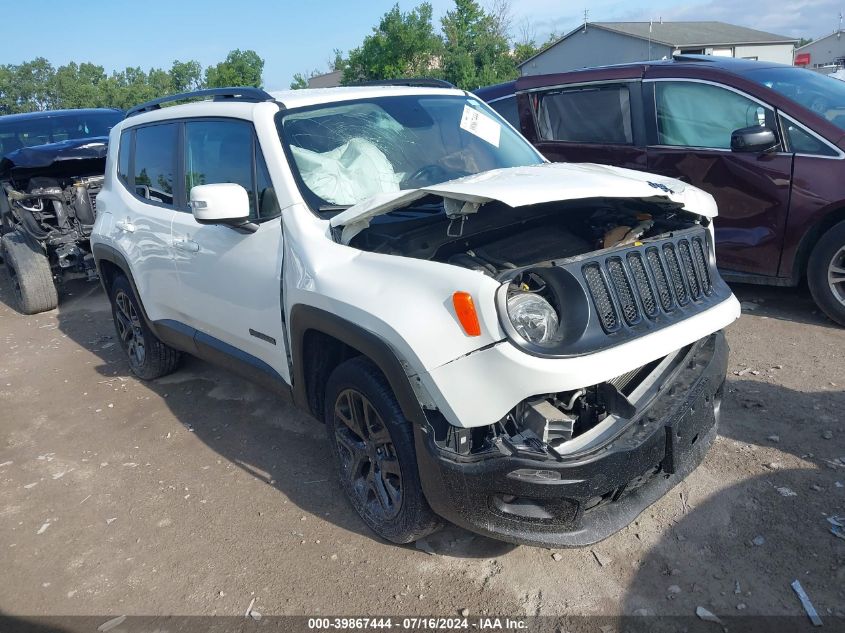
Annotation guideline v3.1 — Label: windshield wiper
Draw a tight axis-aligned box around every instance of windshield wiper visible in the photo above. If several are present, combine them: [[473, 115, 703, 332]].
[[318, 204, 350, 213]]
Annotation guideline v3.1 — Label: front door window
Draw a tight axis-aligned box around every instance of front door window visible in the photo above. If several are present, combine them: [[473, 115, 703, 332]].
[[654, 81, 775, 149]]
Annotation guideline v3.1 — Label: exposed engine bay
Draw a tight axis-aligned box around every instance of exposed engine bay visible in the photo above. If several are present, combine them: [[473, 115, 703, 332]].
[[2, 175, 102, 279], [1, 140, 107, 281], [345, 195, 706, 281], [349, 195, 724, 458]]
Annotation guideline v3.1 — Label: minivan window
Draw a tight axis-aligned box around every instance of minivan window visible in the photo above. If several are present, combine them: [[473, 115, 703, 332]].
[[536, 85, 633, 144], [133, 123, 178, 206], [780, 115, 839, 157], [655, 82, 772, 149], [746, 66, 845, 131], [184, 119, 280, 220]]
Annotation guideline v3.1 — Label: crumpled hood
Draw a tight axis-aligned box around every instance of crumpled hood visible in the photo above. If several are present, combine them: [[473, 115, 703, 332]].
[[0, 136, 109, 180], [330, 162, 717, 244]]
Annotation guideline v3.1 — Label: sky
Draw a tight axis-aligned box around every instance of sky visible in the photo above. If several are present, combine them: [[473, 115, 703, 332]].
[[1, 0, 841, 92]]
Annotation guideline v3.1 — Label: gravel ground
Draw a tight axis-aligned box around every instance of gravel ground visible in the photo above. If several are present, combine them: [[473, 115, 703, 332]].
[[0, 273, 843, 628]]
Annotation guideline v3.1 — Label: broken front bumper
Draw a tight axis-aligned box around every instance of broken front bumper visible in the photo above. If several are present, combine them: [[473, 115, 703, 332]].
[[413, 332, 728, 547]]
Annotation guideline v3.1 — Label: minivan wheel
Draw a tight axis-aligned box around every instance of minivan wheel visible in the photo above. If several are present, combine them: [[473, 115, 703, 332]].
[[109, 274, 181, 380], [324, 357, 441, 544], [1, 230, 58, 315], [808, 220, 845, 326]]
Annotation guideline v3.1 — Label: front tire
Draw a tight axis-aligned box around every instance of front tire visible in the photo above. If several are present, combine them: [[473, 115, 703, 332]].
[[109, 274, 181, 379], [325, 357, 440, 544], [1, 231, 58, 315], [808, 220, 845, 326]]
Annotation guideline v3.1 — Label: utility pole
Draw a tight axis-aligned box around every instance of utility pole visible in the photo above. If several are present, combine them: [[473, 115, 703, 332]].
[[649, 19, 653, 59], [583, 9, 588, 32]]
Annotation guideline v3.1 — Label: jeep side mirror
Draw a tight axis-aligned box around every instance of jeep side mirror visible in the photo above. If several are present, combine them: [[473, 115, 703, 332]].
[[189, 183, 257, 233], [730, 125, 778, 153]]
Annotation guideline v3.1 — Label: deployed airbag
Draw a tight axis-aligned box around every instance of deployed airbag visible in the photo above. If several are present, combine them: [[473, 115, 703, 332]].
[[290, 138, 401, 205]]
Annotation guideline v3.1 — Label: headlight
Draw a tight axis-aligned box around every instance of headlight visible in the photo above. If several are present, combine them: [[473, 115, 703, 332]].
[[506, 292, 559, 344]]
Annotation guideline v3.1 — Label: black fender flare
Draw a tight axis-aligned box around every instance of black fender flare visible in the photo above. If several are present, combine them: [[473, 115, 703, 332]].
[[91, 243, 153, 326], [288, 304, 427, 426]]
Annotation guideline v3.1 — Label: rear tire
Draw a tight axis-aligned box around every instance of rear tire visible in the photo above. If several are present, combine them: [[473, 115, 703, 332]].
[[324, 356, 441, 544], [1, 231, 58, 315], [808, 220, 845, 326], [109, 274, 181, 379]]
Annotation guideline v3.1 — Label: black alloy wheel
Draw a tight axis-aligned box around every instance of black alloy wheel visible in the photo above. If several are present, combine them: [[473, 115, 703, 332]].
[[332, 388, 403, 521], [114, 288, 146, 369]]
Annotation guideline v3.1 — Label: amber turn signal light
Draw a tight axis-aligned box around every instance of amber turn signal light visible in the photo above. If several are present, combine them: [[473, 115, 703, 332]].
[[452, 291, 481, 337]]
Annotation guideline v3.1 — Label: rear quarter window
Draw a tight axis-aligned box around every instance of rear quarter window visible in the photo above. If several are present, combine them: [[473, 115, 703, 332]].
[[536, 85, 633, 144], [117, 130, 132, 186]]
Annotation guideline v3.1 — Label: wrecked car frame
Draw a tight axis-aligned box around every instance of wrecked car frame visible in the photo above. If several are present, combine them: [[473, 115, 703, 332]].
[[0, 108, 123, 313], [93, 86, 740, 548]]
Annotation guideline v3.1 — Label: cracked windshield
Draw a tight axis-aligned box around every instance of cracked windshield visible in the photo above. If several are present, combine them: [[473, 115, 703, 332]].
[[279, 95, 542, 208]]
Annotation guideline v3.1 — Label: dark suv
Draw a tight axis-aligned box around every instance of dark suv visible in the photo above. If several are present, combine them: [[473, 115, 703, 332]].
[[0, 108, 123, 313], [476, 55, 845, 325]]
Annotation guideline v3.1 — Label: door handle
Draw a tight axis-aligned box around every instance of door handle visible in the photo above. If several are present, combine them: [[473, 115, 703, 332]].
[[173, 238, 200, 253], [115, 219, 136, 233]]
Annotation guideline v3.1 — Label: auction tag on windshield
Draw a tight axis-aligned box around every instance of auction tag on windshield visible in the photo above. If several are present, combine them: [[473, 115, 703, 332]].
[[460, 105, 501, 147]]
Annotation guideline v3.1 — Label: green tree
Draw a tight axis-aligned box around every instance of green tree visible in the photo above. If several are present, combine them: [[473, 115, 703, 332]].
[[11, 57, 57, 112], [513, 41, 538, 65], [798, 37, 813, 47], [205, 49, 264, 88], [330, 48, 346, 72], [342, 3, 442, 84], [0, 65, 15, 114], [290, 72, 309, 89], [170, 59, 203, 92], [54, 62, 107, 109], [440, 0, 517, 90]]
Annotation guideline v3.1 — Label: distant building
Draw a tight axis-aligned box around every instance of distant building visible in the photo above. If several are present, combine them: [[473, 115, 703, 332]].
[[794, 32, 845, 71], [307, 70, 342, 88], [520, 21, 798, 76]]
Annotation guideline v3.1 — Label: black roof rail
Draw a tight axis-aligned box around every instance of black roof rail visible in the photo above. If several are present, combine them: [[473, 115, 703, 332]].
[[350, 78, 455, 89], [126, 87, 275, 118]]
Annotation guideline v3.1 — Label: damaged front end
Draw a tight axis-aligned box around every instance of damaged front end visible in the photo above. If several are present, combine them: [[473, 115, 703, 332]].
[[1, 138, 109, 281], [415, 332, 728, 547], [329, 165, 735, 546]]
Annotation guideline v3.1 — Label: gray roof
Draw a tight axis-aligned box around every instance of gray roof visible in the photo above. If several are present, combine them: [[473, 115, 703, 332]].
[[594, 21, 798, 47], [795, 30, 844, 51], [307, 70, 343, 89]]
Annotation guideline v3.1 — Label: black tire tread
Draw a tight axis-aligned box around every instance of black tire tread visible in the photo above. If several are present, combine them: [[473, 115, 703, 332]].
[[1, 230, 58, 314], [110, 275, 181, 380], [325, 356, 441, 544], [807, 220, 845, 326]]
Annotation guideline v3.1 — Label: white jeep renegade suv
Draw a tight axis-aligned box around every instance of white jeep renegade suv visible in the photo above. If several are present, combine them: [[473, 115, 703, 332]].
[[91, 84, 740, 547]]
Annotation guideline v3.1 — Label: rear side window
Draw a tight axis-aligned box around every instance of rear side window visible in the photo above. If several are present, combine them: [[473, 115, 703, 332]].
[[655, 81, 772, 149], [536, 85, 633, 144], [133, 123, 178, 206], [488, 96, 520, 128], [117, 130, 131, 185], [185, 119, 280, 220]]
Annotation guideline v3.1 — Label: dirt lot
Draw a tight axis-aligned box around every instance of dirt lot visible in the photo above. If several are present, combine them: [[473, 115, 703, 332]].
[[0, 271, 843, 628]]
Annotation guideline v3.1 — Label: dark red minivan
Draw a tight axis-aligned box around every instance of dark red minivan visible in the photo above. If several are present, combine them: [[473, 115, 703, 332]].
[[476, 55, 845, 325]]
